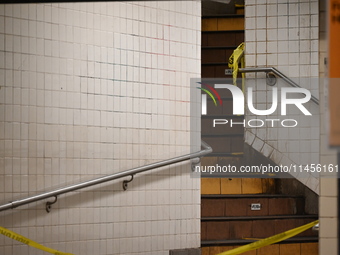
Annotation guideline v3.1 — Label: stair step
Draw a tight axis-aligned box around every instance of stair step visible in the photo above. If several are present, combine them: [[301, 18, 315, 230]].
[[202, 134, 244, 137], [202, 14, 245, 19], [201, 98, 243, 111], [202, 46, 240, 50], [201, 218, 317, 241], [201, 179, 276, 195], [204, 152, 244, 157], [202, 66, 243, 78], [202, 242, 318, 255], [202, 31, 244, 48], [201, 114, 244, 119], [202, 30, 244, 34], [202, 48, 234, 64], [235, 6, 245, 15], [202, 29, 244, 34], [202, 137, 244, 155], [200, 171, 292, 179], [202, 194, 304, 199], [201, 237, 318, 246], [202, 17, 244, 31], [202, 118, 244, 135], [202, 197, 305, 217], [202, 62, 232, 66], [201, 156, 243, 164], [202, 215, 318, 221]]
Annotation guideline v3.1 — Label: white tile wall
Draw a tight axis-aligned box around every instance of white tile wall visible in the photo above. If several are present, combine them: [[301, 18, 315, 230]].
[[0, 2, 201, 255], [245, 0, 320, 194]]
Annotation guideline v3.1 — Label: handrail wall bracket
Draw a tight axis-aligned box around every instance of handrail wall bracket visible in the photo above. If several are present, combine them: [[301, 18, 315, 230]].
[[266, 72, 277, 86], [191, 157, 201, 172], [239, 67, 319, 105], [46, 196, 58, 213], [122, 175, 134, 191]]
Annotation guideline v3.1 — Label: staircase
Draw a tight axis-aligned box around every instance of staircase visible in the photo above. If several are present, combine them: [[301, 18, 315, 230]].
[[200, 2, 318, 254], [201, 3, 245, 196], [201, 191, 318, 254]]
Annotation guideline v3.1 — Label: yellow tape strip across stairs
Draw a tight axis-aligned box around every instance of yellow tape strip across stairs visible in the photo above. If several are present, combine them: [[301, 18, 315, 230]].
[[216, 220, 319, 255], [0, 219, 318, 255], [0, 226, 74, 255]]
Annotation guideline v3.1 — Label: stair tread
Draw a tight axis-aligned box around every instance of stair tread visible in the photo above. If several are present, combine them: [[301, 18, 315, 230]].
[[202, 30, 244, 34], [202, 134, 244, 137], [205, 152, 244, 157], [202, 115, 244, 119], [202, 194, 305, 199], [203, 14, 245, 19], [201, 236, 318, 246], [202, 215, 318, 221], [202, 46, 240, 50], [202, 62, 232, 66]]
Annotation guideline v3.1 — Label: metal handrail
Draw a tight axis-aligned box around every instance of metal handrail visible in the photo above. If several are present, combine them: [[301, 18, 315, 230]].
[[0, 141, 212, 212], [239, 67, 319, 105]]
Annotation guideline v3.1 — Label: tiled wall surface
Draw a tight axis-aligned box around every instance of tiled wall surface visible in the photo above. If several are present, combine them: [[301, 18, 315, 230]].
[[244, 0, 320, 194], [0, 2, 201, 255], [318, 1, 338, 254], [245, 0, 319, 81]]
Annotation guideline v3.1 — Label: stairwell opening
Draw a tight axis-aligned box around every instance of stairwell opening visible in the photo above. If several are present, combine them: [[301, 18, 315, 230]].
[[200, 1, 319, 254]]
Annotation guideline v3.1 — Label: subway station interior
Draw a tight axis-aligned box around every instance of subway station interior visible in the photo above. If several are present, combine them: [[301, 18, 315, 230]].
[[0, 0, 339, 255]]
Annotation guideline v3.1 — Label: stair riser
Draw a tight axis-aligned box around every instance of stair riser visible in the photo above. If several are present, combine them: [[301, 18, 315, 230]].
[[202, 137, 244, 154], [202, 197, 304, 217], [201, 178, 276, 195], [202, 243, 318, 255], [202, 49, 234, 63], [202, 32, 244, 47], [201, 218, 317, 240], [202, 65, 244, 78], [202, 17, 245, 31], [202, 118, 244, 135]]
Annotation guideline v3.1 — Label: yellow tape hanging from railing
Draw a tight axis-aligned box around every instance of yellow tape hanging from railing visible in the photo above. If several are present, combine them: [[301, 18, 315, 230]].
[[228, 42, 245, 91], [216, 220, 319, 255], [0, 226, 74, 255]]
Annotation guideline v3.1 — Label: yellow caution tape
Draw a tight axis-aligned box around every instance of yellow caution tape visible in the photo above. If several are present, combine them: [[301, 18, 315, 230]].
[[0, 226, 74, 255], [228, 42, 245, 91], [216, 220, 319, 255]]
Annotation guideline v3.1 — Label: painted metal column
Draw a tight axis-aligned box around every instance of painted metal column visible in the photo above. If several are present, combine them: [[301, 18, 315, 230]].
[[328, 1, 340, 254]]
